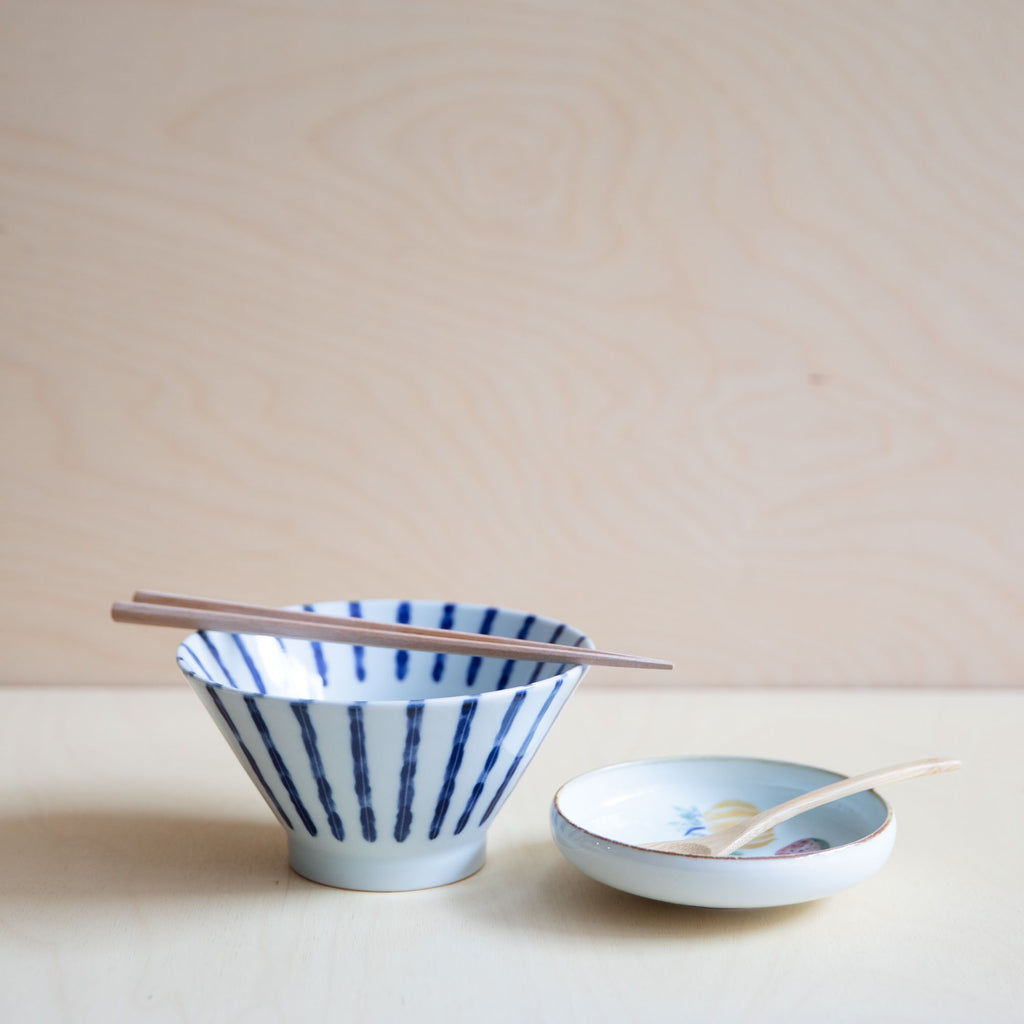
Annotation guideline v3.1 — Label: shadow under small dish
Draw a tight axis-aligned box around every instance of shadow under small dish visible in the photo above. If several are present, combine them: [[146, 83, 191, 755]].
[[551, 756, 896, 908], [177, 599, 591, 891]]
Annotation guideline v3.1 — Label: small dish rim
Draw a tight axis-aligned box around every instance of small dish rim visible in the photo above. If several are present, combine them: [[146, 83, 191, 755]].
[[552, 754, 895, 862]]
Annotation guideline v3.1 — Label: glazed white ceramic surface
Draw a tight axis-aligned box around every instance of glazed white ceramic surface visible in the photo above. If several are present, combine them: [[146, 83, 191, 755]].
[[551, 756, 896, 909], [177, 599, 591, 891]]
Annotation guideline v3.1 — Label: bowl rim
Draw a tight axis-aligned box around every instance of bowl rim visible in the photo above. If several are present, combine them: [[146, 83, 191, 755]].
[[552, 754, 895, 862], [176, 597, 594, 708]]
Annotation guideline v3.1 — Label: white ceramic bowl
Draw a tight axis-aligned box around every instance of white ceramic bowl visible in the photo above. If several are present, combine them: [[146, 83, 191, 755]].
[[177, 599, 591, 891], [551, 756, 896, 908]]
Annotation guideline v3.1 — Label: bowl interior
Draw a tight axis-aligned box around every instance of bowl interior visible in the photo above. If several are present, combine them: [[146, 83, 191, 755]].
[[177, 599, 589, 702], [556, 757, 891, 857]]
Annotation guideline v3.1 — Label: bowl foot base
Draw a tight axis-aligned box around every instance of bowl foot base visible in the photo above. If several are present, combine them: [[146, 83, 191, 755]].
[[287, 836, 487, 892]]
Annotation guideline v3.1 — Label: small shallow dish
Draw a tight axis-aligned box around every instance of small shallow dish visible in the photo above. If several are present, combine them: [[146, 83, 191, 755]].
[[551, 756, 896, 908]]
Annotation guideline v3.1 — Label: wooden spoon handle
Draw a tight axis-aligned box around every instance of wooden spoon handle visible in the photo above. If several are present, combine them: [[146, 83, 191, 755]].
[[741, 757, 962, 842], [647, 757, 961, 857]]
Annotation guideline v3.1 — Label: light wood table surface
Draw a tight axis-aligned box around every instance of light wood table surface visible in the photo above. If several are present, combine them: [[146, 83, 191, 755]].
[[2, 684, 1020, 1022]]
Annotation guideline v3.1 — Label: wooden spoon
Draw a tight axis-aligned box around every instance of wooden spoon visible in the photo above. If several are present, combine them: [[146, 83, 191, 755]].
[[644, 757, 961, 857]]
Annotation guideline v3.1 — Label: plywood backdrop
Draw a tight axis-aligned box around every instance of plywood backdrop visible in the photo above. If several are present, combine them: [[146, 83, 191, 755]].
[[2, 0, 1022, 685]]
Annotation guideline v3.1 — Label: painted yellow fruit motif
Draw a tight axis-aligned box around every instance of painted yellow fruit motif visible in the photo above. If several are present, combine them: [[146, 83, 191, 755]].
[[704, 799, 775, 850]]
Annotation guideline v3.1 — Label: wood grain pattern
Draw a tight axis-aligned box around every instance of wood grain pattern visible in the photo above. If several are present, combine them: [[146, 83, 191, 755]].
[[2, 1, 1023, 684]]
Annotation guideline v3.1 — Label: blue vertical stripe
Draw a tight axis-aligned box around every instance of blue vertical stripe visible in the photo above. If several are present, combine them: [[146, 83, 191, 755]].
[[497, 615, 536, 690], [429, 697, 478, 839], [348, 704, 377, 841], [244, 696, 317, 835], [454, 690, 526, 834], [198, 632, 237, 688], [529, 623, 566, 683], [431, 603, 456, 682], [348, 601, 366, 682], [180, 645, 215, 682], [205, 685, 293, 829], [291, 702, 345, 840], [394, 700, 425, 842], [466, 607, 498, 687], [561, 634, 587, 674], [303, 604, 329, 687], [395, 601, 411, 681], [232, 635, 267, 694], [479, 679, 564, 826]]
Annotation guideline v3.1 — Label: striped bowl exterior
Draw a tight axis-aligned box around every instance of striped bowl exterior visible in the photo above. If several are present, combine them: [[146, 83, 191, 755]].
[[177, 600, 591, 891]]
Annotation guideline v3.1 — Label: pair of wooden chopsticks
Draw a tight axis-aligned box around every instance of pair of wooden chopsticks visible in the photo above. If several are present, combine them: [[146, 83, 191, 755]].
[[111, 591, 674, 671]]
